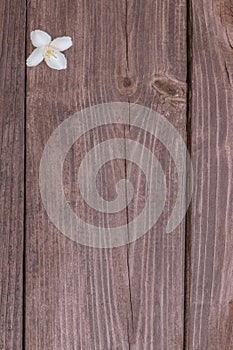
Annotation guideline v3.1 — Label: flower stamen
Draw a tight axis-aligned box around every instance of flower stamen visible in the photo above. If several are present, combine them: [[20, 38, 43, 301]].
[[45, 49, 57, 59]]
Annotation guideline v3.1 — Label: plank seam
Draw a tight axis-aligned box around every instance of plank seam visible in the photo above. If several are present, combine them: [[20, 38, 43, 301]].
[[22, 0, 29, 349], [124, 101, 134, 349], [184, 0, 193, 348]]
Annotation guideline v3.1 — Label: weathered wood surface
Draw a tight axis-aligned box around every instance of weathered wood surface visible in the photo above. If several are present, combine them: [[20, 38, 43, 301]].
[[1, 0, 233, 349], [187, 0, 233, 348], [25, 0, 187, 349], [0, 0, 25, 349]]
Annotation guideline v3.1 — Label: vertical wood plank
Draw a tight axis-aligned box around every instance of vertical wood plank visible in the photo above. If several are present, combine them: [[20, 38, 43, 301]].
[[0, 0, 26, 348], [26, 1, 133, 349], [187, 0, 233, 348], [125, 0, 187, 348], [26, 0, 187, 349]]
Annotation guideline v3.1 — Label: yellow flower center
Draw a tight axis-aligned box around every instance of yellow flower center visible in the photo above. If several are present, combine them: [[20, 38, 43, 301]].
[[44, 49, 57, 62]]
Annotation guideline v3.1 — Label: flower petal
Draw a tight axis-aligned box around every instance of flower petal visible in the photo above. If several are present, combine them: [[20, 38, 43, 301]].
[[26, 47, 45, 67], [30, 30, 51, 47], [45, 50, 67, 70], [50, 36, 73, 51]]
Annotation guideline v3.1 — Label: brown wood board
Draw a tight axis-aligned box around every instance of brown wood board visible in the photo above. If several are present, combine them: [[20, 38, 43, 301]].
[[25, 0, 187, 349], [186, 0, 233, 348], [0, 0, 233, 349], [0, 0, 26, 348]]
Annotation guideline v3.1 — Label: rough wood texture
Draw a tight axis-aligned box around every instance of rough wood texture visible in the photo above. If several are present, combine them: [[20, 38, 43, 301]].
[[0, 0, 25, 348], [187, 0, 233, 348], [3, 0, 233, 348], [123, 1, 187, 348], [25, 0, 187, 349]]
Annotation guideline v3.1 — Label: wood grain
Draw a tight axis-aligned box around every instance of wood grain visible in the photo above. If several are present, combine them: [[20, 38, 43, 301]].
[[0, 0, 25, 348], [25, 0, 187, 349], [187, 0, 233, 348], [26, 1, 136, 349], [2, 0, 233, 348], [123, 1, 187, 348]]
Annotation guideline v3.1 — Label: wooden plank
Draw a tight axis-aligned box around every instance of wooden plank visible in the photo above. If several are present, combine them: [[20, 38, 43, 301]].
[[0, 0, 26, 348], [124, 1, 187, 348], [26, 0, 187, 349], [187, 0, 233, 348], [26, 2, 135, 349]]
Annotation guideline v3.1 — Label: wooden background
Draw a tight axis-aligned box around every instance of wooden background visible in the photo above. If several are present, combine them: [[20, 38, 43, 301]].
[[0, 0, 233, 349]]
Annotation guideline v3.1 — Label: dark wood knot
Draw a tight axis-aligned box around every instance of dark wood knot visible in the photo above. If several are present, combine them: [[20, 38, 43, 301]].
[[152, 75, 187, 105]]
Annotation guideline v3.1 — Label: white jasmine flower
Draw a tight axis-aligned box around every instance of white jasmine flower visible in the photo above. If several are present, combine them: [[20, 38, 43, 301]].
[[26, 30, 72, 70]]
